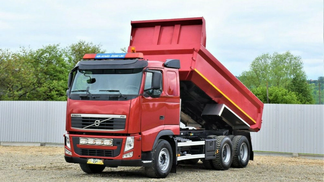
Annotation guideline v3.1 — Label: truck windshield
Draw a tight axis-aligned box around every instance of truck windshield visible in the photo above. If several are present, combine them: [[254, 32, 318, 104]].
[[70, 69, 142, 100]]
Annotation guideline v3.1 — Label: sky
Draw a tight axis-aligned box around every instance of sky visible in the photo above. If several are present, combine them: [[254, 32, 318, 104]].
[[1, 0, 323, 80]]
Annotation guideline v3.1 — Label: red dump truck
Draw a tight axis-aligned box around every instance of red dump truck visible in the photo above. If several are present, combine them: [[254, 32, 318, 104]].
[[64, 17, 263, 178]]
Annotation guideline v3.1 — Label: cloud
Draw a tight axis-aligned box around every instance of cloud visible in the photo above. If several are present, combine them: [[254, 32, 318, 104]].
[[0, 0, 322, 79]]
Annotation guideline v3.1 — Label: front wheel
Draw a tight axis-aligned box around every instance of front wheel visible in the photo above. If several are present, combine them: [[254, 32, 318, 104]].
[[145, 139, 173, 178], [79, 163, 105, 174]]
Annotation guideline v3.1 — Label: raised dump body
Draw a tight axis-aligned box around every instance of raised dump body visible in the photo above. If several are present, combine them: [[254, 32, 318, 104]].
[[128, 17, 263, 132]]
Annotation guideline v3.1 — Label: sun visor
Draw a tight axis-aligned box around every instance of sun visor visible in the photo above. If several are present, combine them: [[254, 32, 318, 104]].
[[76, 60, 148, 70]]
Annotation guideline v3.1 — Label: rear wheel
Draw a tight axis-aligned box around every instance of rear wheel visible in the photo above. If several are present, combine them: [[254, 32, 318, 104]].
[[210, 136, 233, 170], [145, 139, 173, 178], [232, 135, 250, 168], [79, 163, 105, 174]]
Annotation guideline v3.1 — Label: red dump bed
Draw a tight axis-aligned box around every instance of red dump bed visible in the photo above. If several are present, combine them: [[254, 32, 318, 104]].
[[128, 17, 263, 132]]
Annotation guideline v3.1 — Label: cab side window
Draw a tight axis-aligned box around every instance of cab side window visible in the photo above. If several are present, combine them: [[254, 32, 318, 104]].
[[144, 71, 162, 97], [144, 72, 153, 90]]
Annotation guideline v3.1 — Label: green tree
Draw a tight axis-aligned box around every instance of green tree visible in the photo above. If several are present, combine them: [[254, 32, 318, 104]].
[[251, 86, 300, 104], [0, 48, 36, 100], [239, 51, 314, 104], [65, 40, 105, 68], [309, 76, 324, 104], [288, 74, 314, 104], [28, 44, 70, 101], [0, 41, 109, 101], [0, 45, 69, 101]]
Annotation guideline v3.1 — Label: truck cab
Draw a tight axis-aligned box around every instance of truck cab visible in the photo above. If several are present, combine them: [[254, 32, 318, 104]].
[[64, 53, 181, 176]]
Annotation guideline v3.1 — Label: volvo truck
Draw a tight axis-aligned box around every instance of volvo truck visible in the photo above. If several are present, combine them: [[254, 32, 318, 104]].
[[64, 17, 264, 178]]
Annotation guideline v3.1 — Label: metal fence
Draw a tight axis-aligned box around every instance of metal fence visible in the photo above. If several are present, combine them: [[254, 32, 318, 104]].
[[251, 104, 324, 155], [0, 101, 323, 155], [0, 101, 66, 144]]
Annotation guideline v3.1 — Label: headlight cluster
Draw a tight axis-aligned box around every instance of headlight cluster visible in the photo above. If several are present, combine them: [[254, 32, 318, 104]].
[[65, 134, 71, 149], [124, 136, 134, 152], [80, 137, 113, 146]]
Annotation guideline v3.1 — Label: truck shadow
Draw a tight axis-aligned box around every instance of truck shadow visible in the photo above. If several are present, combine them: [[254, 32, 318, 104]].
[[86, 162, 208, 179]]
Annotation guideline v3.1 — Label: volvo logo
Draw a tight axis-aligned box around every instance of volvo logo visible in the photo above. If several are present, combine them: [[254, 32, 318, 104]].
[[83, 118, 112, 129], [94, 120, 101, 126]]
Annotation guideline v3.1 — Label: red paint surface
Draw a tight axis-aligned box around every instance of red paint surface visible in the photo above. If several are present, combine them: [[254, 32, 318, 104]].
[[128, 17, 263, 131]]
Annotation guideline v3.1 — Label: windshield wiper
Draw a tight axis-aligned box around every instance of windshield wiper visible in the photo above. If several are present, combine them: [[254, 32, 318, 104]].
[[99, 90, 126, 99], [72, 86, 91, 96], [71, 90, 88, 92]]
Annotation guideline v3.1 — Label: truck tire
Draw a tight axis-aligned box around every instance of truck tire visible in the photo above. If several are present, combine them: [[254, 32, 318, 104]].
[[232, 135, 250, 168], [210, 136, 233, 170], [145, 139, 173, 178], [79, 163, 105, 174]]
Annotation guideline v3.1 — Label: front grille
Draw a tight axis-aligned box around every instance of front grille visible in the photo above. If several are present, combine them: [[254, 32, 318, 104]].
[[71, 114, 126, 131], [81, 149, 113, 157]]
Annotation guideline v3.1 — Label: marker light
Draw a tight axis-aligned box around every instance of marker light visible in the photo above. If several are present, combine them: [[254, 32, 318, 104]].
[[131, 47, 136, 53], [83, 53, 143, 60], [87, 138, 95, 145], [103, 139, 113, 146], [80, 138, 87, 145]]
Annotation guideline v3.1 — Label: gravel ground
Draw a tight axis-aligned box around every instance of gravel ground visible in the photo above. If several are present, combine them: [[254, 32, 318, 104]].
[[0, 146, 323, 182]]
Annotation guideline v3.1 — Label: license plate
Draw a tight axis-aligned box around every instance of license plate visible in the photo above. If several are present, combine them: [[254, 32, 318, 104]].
[[87, 159, 104, 165]]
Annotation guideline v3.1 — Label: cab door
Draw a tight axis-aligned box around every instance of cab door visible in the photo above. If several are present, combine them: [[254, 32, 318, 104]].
[[141, 71, 166, 132]]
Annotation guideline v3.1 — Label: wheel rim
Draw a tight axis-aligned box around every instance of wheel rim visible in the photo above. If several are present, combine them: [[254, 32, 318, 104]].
[[240, 143, 248, 162], [158, 148, 170, 172], [222, 143, 231, 164]]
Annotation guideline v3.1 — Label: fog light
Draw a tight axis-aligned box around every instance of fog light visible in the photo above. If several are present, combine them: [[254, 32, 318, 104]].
[[123, 151, 133, 158], [65, 148, 72, 156]]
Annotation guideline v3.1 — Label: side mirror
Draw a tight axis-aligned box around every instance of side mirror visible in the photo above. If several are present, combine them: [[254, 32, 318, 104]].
[[152, 71, 162, 90], [87, 78, 96, 84]]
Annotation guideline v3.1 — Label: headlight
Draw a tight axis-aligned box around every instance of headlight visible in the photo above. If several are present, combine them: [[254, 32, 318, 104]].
[[65, 134, 71, 149], [124, 136, 134, 152]]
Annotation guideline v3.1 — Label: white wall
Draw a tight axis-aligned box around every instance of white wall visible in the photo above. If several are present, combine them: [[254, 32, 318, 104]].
[[251, 104, 324, 154], [0, 101, 323, 154]]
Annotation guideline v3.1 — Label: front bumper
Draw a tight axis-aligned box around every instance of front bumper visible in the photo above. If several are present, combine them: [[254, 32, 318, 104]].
[[65, 156, 151, 167]]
